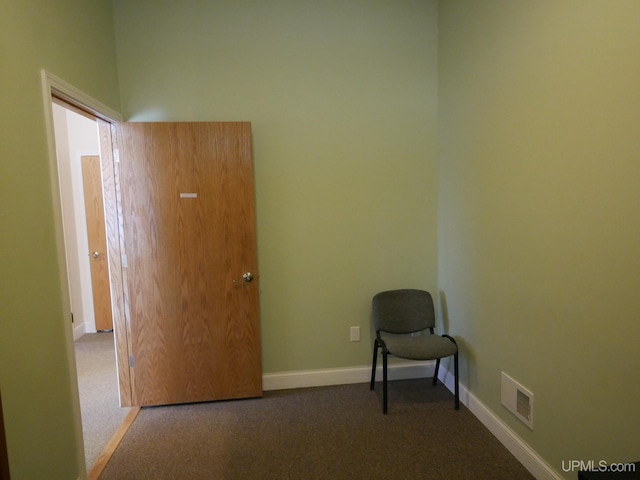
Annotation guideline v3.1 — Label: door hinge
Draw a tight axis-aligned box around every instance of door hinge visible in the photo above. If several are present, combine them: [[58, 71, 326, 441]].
[[121, 254, 128, 268], [113, 148, 120, 163], [129, 355, 135, 368]]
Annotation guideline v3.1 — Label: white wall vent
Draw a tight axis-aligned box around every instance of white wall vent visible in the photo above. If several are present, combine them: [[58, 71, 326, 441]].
[[501, 372, 534, 429]]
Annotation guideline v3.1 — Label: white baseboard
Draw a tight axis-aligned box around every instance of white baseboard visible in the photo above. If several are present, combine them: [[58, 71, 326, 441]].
[[72, 321, 99, 341], [435, 365, 563, 480], [262, 360, 435, 391], [263, 362, 563, 480], [72, 322, 87, 341]]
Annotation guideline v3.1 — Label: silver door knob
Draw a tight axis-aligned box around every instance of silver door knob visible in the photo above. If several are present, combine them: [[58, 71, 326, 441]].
[[234, 272, 254, 284], [242, 272, 254, 283], [92, 251, 100, 259]]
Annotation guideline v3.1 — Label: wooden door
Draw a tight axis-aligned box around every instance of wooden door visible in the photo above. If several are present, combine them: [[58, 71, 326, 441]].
[[117, 122, 262, 406], [81, 155, 114, 331]]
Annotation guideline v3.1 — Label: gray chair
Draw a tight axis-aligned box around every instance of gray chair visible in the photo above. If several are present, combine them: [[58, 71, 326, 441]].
[[369, 289, 459, 414]]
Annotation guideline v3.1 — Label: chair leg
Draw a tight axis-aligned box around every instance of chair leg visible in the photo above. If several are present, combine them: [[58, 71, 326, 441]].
[[370, 340, 379, 390], [433, 358, 441, 386], [382, 350, 388, 414], [441, 334, 460, 411], [454, 350, 460, 410]]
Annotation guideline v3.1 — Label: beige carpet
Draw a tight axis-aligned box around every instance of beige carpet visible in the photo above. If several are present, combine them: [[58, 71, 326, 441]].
[[74, 332, 131, 472], [98, 379, 535, 479]]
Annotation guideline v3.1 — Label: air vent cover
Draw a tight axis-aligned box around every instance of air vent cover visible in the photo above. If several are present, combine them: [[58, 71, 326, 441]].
[[501, 372, 534, 429]]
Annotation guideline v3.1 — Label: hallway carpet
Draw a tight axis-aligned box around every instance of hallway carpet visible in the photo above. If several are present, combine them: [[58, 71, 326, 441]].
[[75, 332, 130, 471]]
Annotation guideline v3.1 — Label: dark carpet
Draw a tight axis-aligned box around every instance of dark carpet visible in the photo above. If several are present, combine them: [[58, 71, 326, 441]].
[[98, 379, 535, 479]]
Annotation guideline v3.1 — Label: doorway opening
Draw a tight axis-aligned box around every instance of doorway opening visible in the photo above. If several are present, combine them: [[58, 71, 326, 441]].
[[51, 101, 127, 473], [42, 70, 137, 479], [51, 102, 106, 337]]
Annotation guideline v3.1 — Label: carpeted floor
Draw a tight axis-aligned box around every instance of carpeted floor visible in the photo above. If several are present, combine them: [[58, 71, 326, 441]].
[[98, 379, 535, 479], [75, 332, 131, 471]]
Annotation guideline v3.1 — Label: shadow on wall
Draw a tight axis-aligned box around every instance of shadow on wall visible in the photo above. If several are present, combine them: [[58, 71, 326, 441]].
[[439, 290, 475, 389]]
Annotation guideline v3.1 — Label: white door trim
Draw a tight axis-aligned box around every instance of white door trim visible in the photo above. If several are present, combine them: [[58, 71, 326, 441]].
[[40, 70, 123, 477]]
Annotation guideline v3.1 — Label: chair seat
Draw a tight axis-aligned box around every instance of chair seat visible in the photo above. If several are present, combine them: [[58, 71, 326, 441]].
[[380, 330, 457, 361]]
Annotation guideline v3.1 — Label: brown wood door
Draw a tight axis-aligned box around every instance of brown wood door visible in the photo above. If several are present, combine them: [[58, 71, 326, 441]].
[[117, 122, 262, 406], [81, 155, 114, 331]]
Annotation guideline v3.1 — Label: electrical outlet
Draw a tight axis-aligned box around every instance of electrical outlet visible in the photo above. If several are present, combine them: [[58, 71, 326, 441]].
[[350, 326, 360, 342]]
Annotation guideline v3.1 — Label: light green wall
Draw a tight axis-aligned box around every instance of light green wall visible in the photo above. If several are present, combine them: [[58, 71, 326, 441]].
[[112, 0, 440, 373], [438, 1, 640, 477], [8, 2, 635, 479], [0, 1, 120, 479]]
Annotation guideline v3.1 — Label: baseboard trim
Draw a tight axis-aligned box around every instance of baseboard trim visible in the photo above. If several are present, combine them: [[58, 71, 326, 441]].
[[435, 366, 563, 480], [72, 322, 87, 341], [263, 363, 563, 480], [262, 361, 435, 391]]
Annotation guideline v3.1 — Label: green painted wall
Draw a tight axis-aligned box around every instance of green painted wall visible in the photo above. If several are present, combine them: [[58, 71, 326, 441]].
[[438, 1, 640, 477], [112, 0, 440, 373], [0, 1, 120, 479], [8, 1, 636, 479]]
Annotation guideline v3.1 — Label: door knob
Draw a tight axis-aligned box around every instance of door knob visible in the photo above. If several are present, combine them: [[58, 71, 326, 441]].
[[242, 272, 254, 282], [91, 251, 100, 259], [233, 272, 254, 284]]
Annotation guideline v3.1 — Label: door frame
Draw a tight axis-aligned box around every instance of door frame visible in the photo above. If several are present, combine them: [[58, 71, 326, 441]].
[[41, 71, 134, 471]]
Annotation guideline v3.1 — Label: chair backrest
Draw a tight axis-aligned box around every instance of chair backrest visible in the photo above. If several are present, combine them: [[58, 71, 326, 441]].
[[372, 289, 435, 334]]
